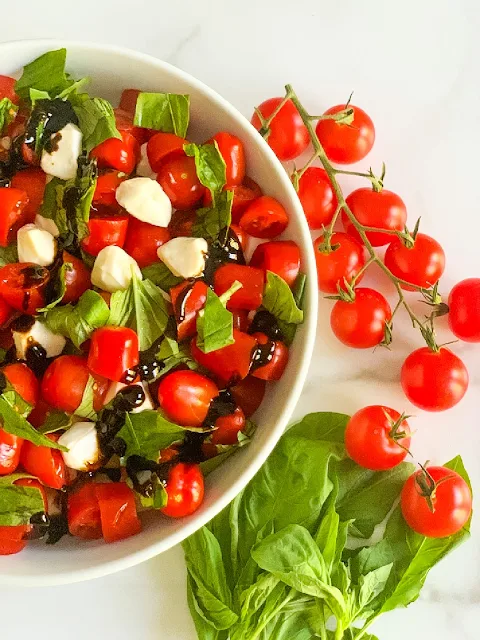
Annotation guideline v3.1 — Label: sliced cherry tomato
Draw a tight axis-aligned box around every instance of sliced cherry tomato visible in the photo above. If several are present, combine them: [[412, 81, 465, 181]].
[[68, 483, 102, 540], [157, 370, 219, 427], [191, 329, 257, 385], [61, 250, 91, 304], [250, 240, 300, 287], [114, 108, 150, 146], [3, 363, 39, 406], [239, 195, 288, 239], [119, 89, 141, 115], [211, 406, 246, 445], [88, 326, 139, 382], [230, 224, 248, 254], [0, 296, 14, 327], [330, 288, 391, 349], [41, 355, 90, 413], [208, 132, 245, 186], [168, 209, 197, 238], [0, 428, 23, 475], [251, 98, 309, 161], [81, 213, 129, 256], [20, 434, 66, 489], [91, 130, 140, 174], [11, 168, 46, 222], [401, 466, 472, 538], [401, 347, 468, 412], [157, 155, 205, 210], [314, 232, 365, 294], [230, 375, 266, 417], [0, 187, 30, 247], [297, 167, 338, 229], [161, 463, 204, 518], [0, 263, 49, 314], [251, 332, 289, 381], [170, 280, 208, 342], [345, 405, 411, 471], [94, 482, 141, 543], [147, 132, 187, 172], [93, 171, 126, 207], [0, 75, 18, 103], [232, 309, 250, 332], [448, 278, 480, 343], [203, 177, 264, 224], [384, 233, 445, 290], [0, 525, 27, 555], [123, 218, 171, 268], [315, 104, 375, 164], [214, 264, 264, 310]]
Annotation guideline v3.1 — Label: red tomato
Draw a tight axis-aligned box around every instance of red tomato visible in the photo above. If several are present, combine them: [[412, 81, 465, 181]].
[[208, 132, 245, 186], [330, 288, 391, 349], [230, 224, 248, 254], [191, 330, 257, 385], [401, 347, 468, 412], [119, 89, 141, 115], [27, 397, 52, 429], [314, 232, 365, 294], [211, 406, 246, 445], [345, 405, 411, 471], [448, 278, 480, 343], [297, 167, 338, 229], [229, 177, 263, 223], [232, 310, 250, 333], [0, 75, 18, 103], [170, 280, 208, 342], [250, 332, 289, 381], [214, 264, 264, 310], [147, 132, 187, 172], [0, 525, 27, 555], [343, 188, 407, 247], [61, 251, 91, 304], [162, 463, 204, 518], [123, 218, 170, 268], [68, 483, 102, 540], [0, 187, 30, 247], [239, 196, 289, 239], [157, 155, 205, 210], [0, 263, 49, 314], [230, 375, 266, 417], [94, 482, 141, 543], [20, 435, 66, 489], [315, 104, 375, 164], [91, 131, 140, 174], [250, 240, 300, 287], [384, 233, 445, 291], [401, 466, 472, 538], [0, 428, 23, 475], [88, 327, 139, 382], [93, 171, 126, 207], [168, 209, 197, 238], [251, 98, 309, 161], [114, 108, 150, 146], [0, 296, 14, 327], [157, 370, 219, 427], [81, 213, 129, 256], [41, 355, 90, 413], [3, 363, 39, 406], [11, 169, 46, 222]]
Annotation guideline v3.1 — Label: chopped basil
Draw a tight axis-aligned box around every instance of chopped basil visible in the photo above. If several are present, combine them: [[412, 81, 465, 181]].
[[75, 375, 97, 420], [0, 244, 18, 268], [15, 49, 74, 101], [29, 88, 50, 104], [262, 270, 304, 345], [156, 336, 198, 376], [37, 262, 71, 312], [184, 142, 226, 200], [191, 190, 233, 242], [117, 411, 187, 461], [38, 410, 72, 435], [141, 261, 183, 291], [74, 96, 121, 153], [0, 474, 46, 526], [0, 98, 18, 135], [196, 282, 242, 354], [134, 476, 168, 510], [133, 92, 190, 138]]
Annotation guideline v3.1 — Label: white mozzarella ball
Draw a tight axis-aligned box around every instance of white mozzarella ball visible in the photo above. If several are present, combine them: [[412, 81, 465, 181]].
[[40, 123, 83, 180], [91, 245, 142, 293], [157, 237, 208, 279], [115, 177, 171, 227], [13, 320, 66, 360], [58, 422, 100, 471], [17, 223, 56, 267], [34, 214, 60, 238], [136, 143, 157, 179]]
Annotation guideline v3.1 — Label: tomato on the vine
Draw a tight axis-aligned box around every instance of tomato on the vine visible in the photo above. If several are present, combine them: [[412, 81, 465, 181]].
[[330, 288, 391, 349], [448, 278, 480, 342], [161, 463, 204, 518], [315, 104, 375, 164], [384, 233, 445, 290], [314, 232, 365, 294], [297, 167, 338, 229]]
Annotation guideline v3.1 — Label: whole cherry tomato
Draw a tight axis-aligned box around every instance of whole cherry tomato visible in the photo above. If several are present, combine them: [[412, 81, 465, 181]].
[[0, 263, 49, 314], [448, 278, 480, 342], [297, 167, 338, 229], [41, 355, 90, 413], [157, 155, 205, 210], [214, 264, 264, 310], [330, 288, 391, 349], [251, 98, 310, 161], [91, 130, 139, 174], [239, 195, 289, 239], [211, 406, 246, 445], [384, 233, 445, 290], [314, 232, 365, 293], [157, 370, 219, 428], [20, 434, 66, 489], [11, 168, 46, 222], [88, 327, 139, 382], [0, 428, 23, 475], [123, 218, 171, 268], [147, 132, 187, 172], [208, 132, 245, 186], [0, 75, 18, 103], [81, 213, 129, 256], [161, 463, 204, 518], [0, 187, 30, 246], [250, 332, 289, 381], [62, 251, 91, 304], [3, 362, 39, 406], [250, 240, 300, 287], [316, 104, 375, 164]]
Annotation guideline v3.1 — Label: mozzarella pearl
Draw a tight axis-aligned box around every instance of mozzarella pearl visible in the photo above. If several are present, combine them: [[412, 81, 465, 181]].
[[17, 223, 56, 267], [91, 245, 142, 293], [34, 213, 60, 238], [58, 422, 100, 471], [13, 320, 66, 360], [157, 236, 208, 279], [40, 123, 83, 181], [115, 177, 172, 227]]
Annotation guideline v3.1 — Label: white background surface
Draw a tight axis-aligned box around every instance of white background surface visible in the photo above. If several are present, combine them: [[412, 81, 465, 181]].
[[1, 0, 480, 637]]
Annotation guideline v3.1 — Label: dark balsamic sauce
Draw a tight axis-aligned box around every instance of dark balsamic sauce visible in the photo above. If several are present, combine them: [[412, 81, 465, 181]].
[[23, 98, 78, 158], [24, 512, 50, 540], [248, 309, 284, 341], [203, 390, 236, 429], [96, 386, 146, 459], [203, 227, 246, 285], [250, 339, 276, 372], [173, 280, 196, 322], [25, 343, 49, 377], [137, 339, 164, 381]]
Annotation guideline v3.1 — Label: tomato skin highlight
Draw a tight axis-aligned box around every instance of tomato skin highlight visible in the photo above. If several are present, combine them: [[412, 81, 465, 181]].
[[401, 347, 468, 412], [68, 483, 102, 540], [239, 195, 289, 239], [88, 326, 139, 382], [123, 218, 170, 268], [208, 132, 245, 186], [315, 104, 375, 164], [157, 155, 205, 210], [214, 264, 264, 311], [448, 278, 480, 342], [0, 263, 49, 314], [211, 406, 246, 445], [251, 98, 310, 161], [297, 167, 338, 229], [330, 288, 391, 349], [161, 463, 204, 518], [314, 232, 365, 294], [0, 187, 30, 247], [3, 362, 39, 406], [250, 241, 300, 287], [345, 405, 411, 471], [191, 330, 257, 385], [401, 466, 472, 538], [157, 370, 219, 428], [384, 233, 445, 290], [41, 355, 90, 414], [94, 482, 141, 543], [20, 435, 66, 490]]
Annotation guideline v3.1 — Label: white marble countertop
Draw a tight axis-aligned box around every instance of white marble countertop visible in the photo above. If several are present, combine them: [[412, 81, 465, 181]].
[[1, 0, 479, 637]]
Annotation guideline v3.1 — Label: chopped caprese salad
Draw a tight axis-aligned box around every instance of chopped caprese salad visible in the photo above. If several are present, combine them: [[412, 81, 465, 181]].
[[0, 49, 305, 553]]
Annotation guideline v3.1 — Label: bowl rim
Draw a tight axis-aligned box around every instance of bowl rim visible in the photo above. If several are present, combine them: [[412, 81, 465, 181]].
[[0, 38, 318, 586]]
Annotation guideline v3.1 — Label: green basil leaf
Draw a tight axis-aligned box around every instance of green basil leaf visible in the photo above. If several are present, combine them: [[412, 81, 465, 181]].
[[57, 76, 90, 100], [39, 177, 69, 235], [141, 261, 183, 291], [132, 475, 168, 510], [263, 270, 303, 327], [0, 98, 18, 135], [156, 336, 198, 377], [355, 564, 393, 610], [38, 410, 72, 434], [29, 88, 51, 104], [15, 49, 74, 100], [196, 288, 234, 354], [134, 92, 190, 137], [117, 411, 186, 461], [0, 474, 45, 526], [277, 272, 307, 345], [75, 375, 97, 420], [314, 474, 340, 573], [74, 97, 121, 153], [37, 262, 71, 312], [0, 244, 19, 268], [191, 190, 233, 242], [109, 275, 169, 351], [200, 422, 254, 477], [184, 142, 226, 200], [187, 573, 230, 640]]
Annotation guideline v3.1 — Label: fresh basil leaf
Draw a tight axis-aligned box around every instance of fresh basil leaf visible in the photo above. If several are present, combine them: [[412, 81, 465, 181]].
[[74, 97, 121, 153], [0, 98, 18, 135], [238, 572, 280, 620], [200, 423, 254, 477], [156, 336, 198, 377], [44, 289, 110, 348], [0, 244, 18, 267], [141, 261, 183, 291], [0, 474, 45, 526], [117, 411, 186, 461], [278, 273, 307, 345], [57, 76, 90, 100], [314, 474, 340, 572], [109, 275, 169, 351], [39, 177, 68, 235], [75, 375, 97, 420], [187, 573, 230, 640], [191, 190, 233, 242], [185, 142, 226, 200], [263, 270, 303, 328], [355, 564, 393, 610], [38, 410, 72, 434], [15, 49, 73, 100], [37, 262, 71, 312], [134, 92, 190, 137], [196, 288, 234, 354], [29, 88, 51, 104]]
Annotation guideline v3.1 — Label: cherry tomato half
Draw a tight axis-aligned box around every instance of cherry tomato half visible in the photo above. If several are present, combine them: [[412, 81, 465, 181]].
[[251, 98, 309, 161], [93, 171, 126, 207], [448, 278, 480, 343], [384, 233, 445, 291], [88, 326, 139, 382], [314, 232, 366, 294], [157, 155, 205, 210], [208, 132, 245, 186], [250, 240, 300, 287], [0, 525, 27, 555], [239, 195, 289, 239], [62, 251, 91, 304], [0, 75, 18, 103], [214, 264, 264, 311], [230, 375, 266, 418], [250, 332, 289, 381], [147, 132, 187, 173], [170, 280, 208, 342], [0, 428, 23, 475], [330, 288, 391, 349], [0, 187, 30, 247], [316, 104, 375, 164], [191, 330, 257, 385], [297, 167, 338, 229], [68, 483, 102, 540], [94, 482, 141, 543], [20, 434, 66, 489], [123, 218, 170, 268], [91, 131, 140, 174], [0, 263, 49, 314], [3, 362, 39, 406], [11, 169, 46, 222], [157, 370, 219, 427], [161, 463, 204, 518], [81, 213, 129, 256]]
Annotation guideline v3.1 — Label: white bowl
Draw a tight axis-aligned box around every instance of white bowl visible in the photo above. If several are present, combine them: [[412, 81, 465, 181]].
[[0, 40, 318, 585]]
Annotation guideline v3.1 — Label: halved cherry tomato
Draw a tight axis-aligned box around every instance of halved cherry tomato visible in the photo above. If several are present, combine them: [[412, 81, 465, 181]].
[[0, 296, 14, 327], [93, 171, 126, 207], [251, 98, 310, 161], [211, 406, 246, 445], [68, 483, 102, 540], [168, 209, 197, 238], [208, 132, 245, 186], [114, 108, 150, 146], [239, 195, 288, 239], [123, 218, 171, 268], [161, 463, 204, 518], [250, 240, 300, 287], [20, 434, 66, 489], [384, 233, 445, 290], [230, 375, 266, 417], [94, 482, 141, 543], [88, 326, 139, 382], [147, 132, 187, 172], [0, 75, 18, 103], [232, 309, 249, 332], [230, 224, 248, 254], [314, 232, 366, 294], [0, 187, 30, 247], [91, 130, 139, 174], [315, 104, 375, 164], [297, 167, 338, 229], [157, 155, 205, 210], [0, 263, 49, 314], [61, 251, 91, 304], [170, 280, 208, 342], [0, 428, 23, 475], [0, 525, 27, 555], [203, 178, 262, 222], [119, 89, 141, 115], [214, 264, 264, 310], [11, 168, 46, 222], [250, 332, 289, 381], [3, 363, 39, 406], [41, 355, 90, 413], [448, 278, 480, 343], [81, 213, 129, 256], [343, 189, 407, 247], [191, 329, 257, 385], [157, 370, 219, 427]]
